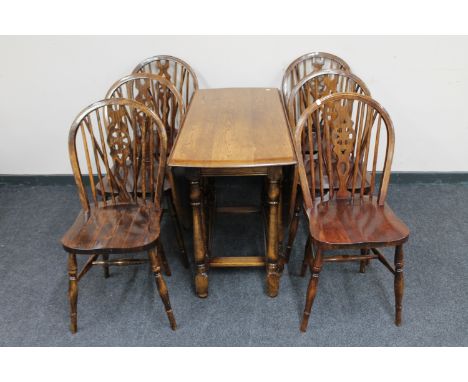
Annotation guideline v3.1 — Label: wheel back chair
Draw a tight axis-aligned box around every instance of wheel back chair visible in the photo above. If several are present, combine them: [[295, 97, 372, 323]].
[[282, 69, 371, 268], [133, 55, 199, 107], [133, 56, 199, 229], [281, 52, 350, 106], [61, 98, 177, 333], [279, 53, 350, 252], [134, 56, 215, 259], [293, 92, 410, 332], [103, 73, 190, 269]]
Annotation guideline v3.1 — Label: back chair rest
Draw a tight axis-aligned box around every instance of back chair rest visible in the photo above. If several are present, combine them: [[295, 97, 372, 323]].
[[133, 55, 199, 107], [282, 52, 350, 104], [106, 73, 185, 151], [294, 93, 395, 209], [287, 69, 370, 129], [68, 98, 168, 212]]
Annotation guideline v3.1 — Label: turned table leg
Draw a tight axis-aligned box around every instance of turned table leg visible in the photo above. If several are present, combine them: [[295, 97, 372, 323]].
[[266, 167, 282, 297], [189, 170, 209, 298]]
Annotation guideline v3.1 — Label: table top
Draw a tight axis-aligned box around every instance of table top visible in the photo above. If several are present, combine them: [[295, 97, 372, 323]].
[[168, 88, 297, 168]]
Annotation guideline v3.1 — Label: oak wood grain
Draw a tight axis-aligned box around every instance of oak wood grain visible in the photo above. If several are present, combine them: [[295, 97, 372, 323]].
[[168, 88, 296, 168]]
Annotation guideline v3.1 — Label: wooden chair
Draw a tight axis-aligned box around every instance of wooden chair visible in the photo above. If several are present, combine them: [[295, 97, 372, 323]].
[[61, 98, 177, 333], [281, 52, 350, 106], [292, 93, 409, 332], [282, 69, 371, 266], [105, 73, 190, 268], [133, 55, 199, 107]]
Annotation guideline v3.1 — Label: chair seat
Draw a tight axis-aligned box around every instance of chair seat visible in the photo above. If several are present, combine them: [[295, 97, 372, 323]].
[[96, 165, 171, 195], [306, 197, 409, 248], [61, 203, 162, 254]]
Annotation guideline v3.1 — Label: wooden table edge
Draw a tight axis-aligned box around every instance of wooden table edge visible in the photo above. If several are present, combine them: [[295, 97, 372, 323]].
[[167, 87, 297, 169]]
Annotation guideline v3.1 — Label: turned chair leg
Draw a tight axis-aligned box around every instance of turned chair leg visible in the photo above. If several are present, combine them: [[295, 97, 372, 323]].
[[157, 240, 171, 276], [102, 254, 110, 278], [148, 247, 177, 330], [359, 249, 369, 273], [167, 191, 190, 268], [282, 196, 301, 269], [68, 253, 78, 334], [300, 235, 312, 277], [300, 246, 323, 332], [394, 245, 404, 326]]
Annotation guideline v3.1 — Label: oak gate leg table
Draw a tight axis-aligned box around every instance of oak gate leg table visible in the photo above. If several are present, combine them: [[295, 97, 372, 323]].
[[168, 88, 297, 298]]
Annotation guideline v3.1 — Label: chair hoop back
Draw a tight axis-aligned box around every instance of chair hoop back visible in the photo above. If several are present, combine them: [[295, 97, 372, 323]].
[[282, 52, 350, 104], [287, 69, 370, 129], [68, 98, 168, 212], [294, 93, 395, 209], [106, 73, 185, 152], [133, 55, 199, 107]]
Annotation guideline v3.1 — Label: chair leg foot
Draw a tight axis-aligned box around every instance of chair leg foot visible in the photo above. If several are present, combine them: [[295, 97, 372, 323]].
[[300, 312, 310, 332], [148, 247, 177, 330], [166, 309, 177, 331], [394, 245, 404, 326], [68, 253, 78, 334]]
